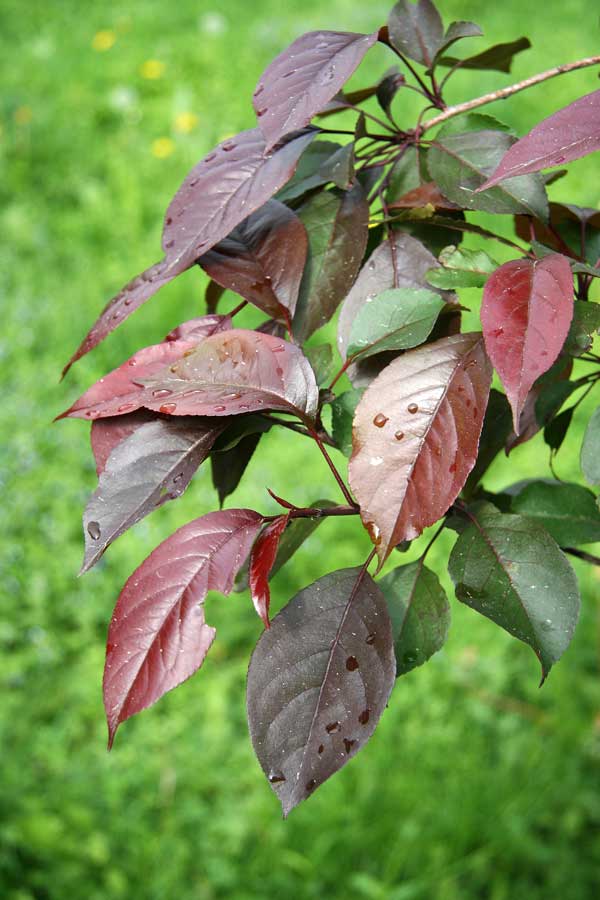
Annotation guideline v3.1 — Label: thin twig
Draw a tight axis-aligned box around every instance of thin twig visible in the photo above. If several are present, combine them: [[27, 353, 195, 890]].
[[309, 426, 357, 507], [263, 503, 359, 523], [421, 55, 600, 134], [564, 547, 600, 566], [261, 414, 337, 447]]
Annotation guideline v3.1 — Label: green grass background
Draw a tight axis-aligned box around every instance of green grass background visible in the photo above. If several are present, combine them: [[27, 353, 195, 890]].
[[2, 1, 600, 897]]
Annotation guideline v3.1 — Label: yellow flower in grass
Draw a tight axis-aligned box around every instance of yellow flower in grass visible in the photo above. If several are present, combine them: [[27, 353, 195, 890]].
[[151, 137, 175, 159], [14, 106, 33, 125], [140, 59, 165, 80], [174, 112, 199, 134], [92, 30, 116, 52]]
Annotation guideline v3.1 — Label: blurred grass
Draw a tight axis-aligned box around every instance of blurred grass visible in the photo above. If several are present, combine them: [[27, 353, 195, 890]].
[[2, 1, 600, 898]]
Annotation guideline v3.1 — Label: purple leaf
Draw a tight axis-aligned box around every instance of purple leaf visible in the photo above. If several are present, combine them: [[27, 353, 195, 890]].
[[211, 431, 264, 507], [104, 508, 263, 747], [164, 314, 232, 342], [82, 418, 225, 573], [293, 184, 369, 341], [481, 255, 574, 432], [349, 333, 492, 566], [438, 37, 531, 74], [388, 0, 444, 68], [198, 200, 308, 324], [248, 515, 290, 627], [91, 410, 155, 476], [63, 128, 316, 374], [253, 31, 378, 150], [480, 89, 600, 189], [246, 567, 395, 815]]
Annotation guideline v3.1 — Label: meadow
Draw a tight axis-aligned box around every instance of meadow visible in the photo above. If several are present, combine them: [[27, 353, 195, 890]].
[[1, 0, 600, 897]]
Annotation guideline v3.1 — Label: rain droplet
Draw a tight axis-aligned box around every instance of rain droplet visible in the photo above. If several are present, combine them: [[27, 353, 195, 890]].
[[254, 84, 265, 97], [256, 108, 267, 117], [117, 403, 136, 413], [358, 709, 370, 725], [152, 389, 172, 399], [394, 430, 404, 441], [373, 413, 388, 428], [268, 770, 286, 784], [213, 405, 226, 412], [318, 744, 324, 754], [159, 403, 177, 414], [449, 462, 457, 473], [222, 141, 236, 152], [366, 633, 376, 645], [173, 472, 184, 484], [87, 521, 101, 540], [128, 358, 137, 367], [306, 779, 316, 793], [346, 656, 359, 671], [407, 403, 418, 414], [343, 738, 356, 754], [325, 721, 340, 734], [165, 239, 175, 249], [204, 152, 217, 162]]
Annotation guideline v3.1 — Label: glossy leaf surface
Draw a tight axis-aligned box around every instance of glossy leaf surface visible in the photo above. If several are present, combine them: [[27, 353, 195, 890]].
[[510, 480, 600, 545], [426, 245, 498, 289], [388, 0, 444, 67], [253, 31, 377, 150], [247, 567, 395, 815], [481, 89, 600, 189], [429, 126, 548, 219], [82, 418, 224, 573], [448, 509, 580, 681], [293, 185, 369, 341], [90, 410, 155, 476], [104, 509, 263, 746], [65, 129, 315, 373], [349, 333, 492, 565], [198, 200, 308, 322], [379, 561, 451, 676], [249, 515, 290, 627], [481, 255, 574, 432], [346, 287, 446, 361]]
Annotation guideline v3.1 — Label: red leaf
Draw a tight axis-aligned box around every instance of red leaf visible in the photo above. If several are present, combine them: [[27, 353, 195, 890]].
[[63, 329, 318, 423], [199, 200, 307, 323], [139, 329, 319, 422], [63, 128, 316, 374], [163, 314, 232, 342], [248, 515, 290, 627], [254, 31, 378, 150], [481, 255, 574, 432], [480, 89, 600, 189], [349, 333, 492, 566], [104, 508, 263, 747], [91, 410, 155, 476]]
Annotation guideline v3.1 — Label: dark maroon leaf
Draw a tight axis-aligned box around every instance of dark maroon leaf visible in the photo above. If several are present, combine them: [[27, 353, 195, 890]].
[[480, 89, 600, 189], [82, 418, 225, 573], [275, 140, 343, 202], [349, 333, 492, 566], [198, 200, 308, 324], [388, 182, 461, 211], [463, 389, 512, 496], [388, 0, 444, 68], [64, 128, 316, 374], [104, 508, 263, 747], [205, 279, 225, 314], [438, 37, 530, 73], [431, 21, 482, 65], [91, 410, 155, 476], [481, 255, 574, 431], [59, 339, 198, 421], [515, 203, 600, 264], [253, 31, 378, 150], [248, 515, 290, 627], [376, 71, 405, 117], [63, 330, 319, 423], [293, 184, 369, 341], [211, 432, 263, 506], [164, 314, 232, 342], [246, 567, 395, 815]]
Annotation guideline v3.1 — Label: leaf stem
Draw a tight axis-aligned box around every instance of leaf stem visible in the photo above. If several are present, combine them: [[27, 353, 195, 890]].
[[308, 426, 357, 507], [228, 299, 248, 318], [261, 414, 337, 447], [421, 55, 600, 134], [263, 503, 359, 523]]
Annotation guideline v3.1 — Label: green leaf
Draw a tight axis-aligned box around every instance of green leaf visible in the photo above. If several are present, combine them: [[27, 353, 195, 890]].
[[463, 389, 513, 495], [448, 510, 580, 681], [426, 245, 498, 289], [428, 125, 548, 220], [331, 389, 364, 456], [564, 300, 600, 356], [510, 480, 600, 545], [304, 344, 334, 386], [581, 405, 600, 485], [379, 561, 450, 676], [543, 407, 574, 453], [276, 141, 343, 202], [346, 288, 445, 361]]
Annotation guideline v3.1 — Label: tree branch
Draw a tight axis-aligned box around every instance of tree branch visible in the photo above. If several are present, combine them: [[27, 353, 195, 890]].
[[421, 55, 600, 134]]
